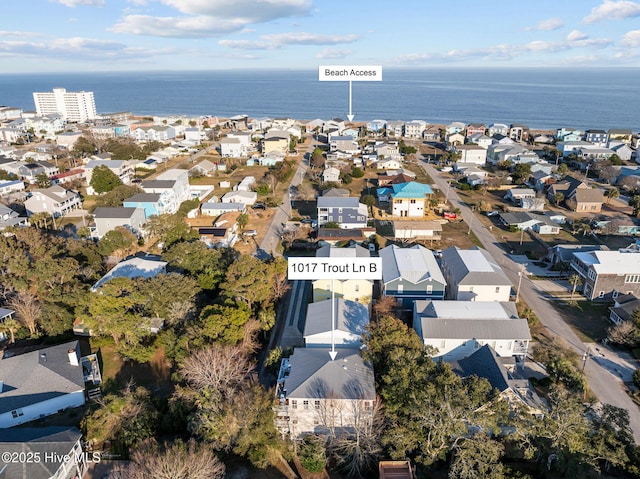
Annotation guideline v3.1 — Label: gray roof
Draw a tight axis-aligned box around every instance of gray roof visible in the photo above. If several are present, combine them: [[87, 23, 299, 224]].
[[415, 300, 519, 320], [380, 244, 445, 285], [141, 179, 175, 189], [0, 341, 84, 414], [284, 348, 375, 400], [317, 196, 362, 208], [0, 308, 14, 319], [441, 246, 511, 286], [316, 244, 369, 258], [499, 212, 537, 226], [304, 298, 369, 337], [420, 317, 531, 340], [0, 427, 82, 479], [93, 206, 138, 219], [322, 188, 350, 197], [125, 192, 161, 203], [451, 345, 510, 391], [92, 256, 167, 291]]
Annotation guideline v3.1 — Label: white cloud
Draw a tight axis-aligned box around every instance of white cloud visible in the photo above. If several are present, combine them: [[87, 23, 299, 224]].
[[0, 37, 131, 59], [49, 0, 104, 6], [261, 32, 358, 45], [219, 32, 359, 50], [583, 0, 640, 23], [621, 29, 640, 46], [567, 30, 589, 41], [525, 17, 564, 31], [160, 0, 312, 23], [110, 15, 246, 38], [315, 48, 352, 60], [127, 0, 148, 5]]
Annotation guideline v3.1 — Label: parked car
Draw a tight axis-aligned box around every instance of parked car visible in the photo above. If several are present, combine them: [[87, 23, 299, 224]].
[[243, 230, 258, 237], [252, 203, 266, 210], [485, 210, 500, 217]]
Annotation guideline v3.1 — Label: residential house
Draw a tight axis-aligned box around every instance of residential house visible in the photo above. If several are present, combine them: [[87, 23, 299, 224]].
[[261, 136, 288, 155], [446, 132, 465, 146], [404, 120, 426, 138], [91, 206, 146, 239], [555, 128, 583, 142], [317, 196, 368, 229], [304, 298, 369, 348], [380, 244, 446, 307], [322, 187, 350, 197], [571, 249, 640, 301], [455, 144, 487, 166], [546, 244, 607, 267], [90, 256, 168, 292], [565, 188, 604, 213], [519, 197, 547, 212], [388, 182, 433, 218], [610, 143, 634, 162], [313, 244, 373, 305], [440, 246, 512, 301], [375, 141, 401, 159], [123, 192, 169, 218], [0, 341, 85, 428], [547, 175, 587, 204], [366, 119, 386, 134], [274, 348, 376, 439], [155, 169, 191, 205], [50, 168, 85, 186], [377, 172, 416, 188], [315, 228, 373, 245], [467, 133, 492, 149], [0, 179, 25, 197], [377, 158, 403, 170], [499, 212, 546, 231], [18, 161, 58, 183], [392, 220, 442, 241], [446, 122, 466, 135], [0, 204, 28, 230], [221, 190, 258, 206], [509, 124, 529, 142], [505, 188, 536, 204], [576, 147, 615, 162], [0, 426, 89, 479], [531, 216, 562, 235], [609, 129, 633, 146], [487, 123, 510, 136], [330, 136, 360, 154], [466, 123, 487, 136], [322, 166, 341, 184], [130, 125, 176, 142], [530, 170, 555, 192], [413, 300, 531, 362], [220, 137, 245, 157], [451, 345, 546, 416], [192, 213, 239, 248], [85, 159, 133, 194], [190, 159, 216, 176], [386, 120, 405, 137], [584, 129, 609, 147], [423, 125, 441, 142], [557, 140, 600, 158], [235, 176, 256, 192], [0, 307, 15, 341], [200, 202, 246, 216], [609, 294, 640, 325], [24, 185, 82, 218]]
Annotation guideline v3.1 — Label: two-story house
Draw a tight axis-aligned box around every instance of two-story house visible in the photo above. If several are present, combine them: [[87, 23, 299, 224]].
[[455, 144, 487, 166], [85, 159, 133, 194], [440, 246, 512, 302], [571, 249, 640, 301], [313, 244, 373, 305], [317, 196, 368, 229], [275, 348, 376, 439], [380, 244, 446, 307], [388, 182, 433, 218], [304, 298, 369, 349], [584, 129, 609, 147], [24, 185, 82, 218], [91, 206, 146, 239], [413, 300, 531, 362]]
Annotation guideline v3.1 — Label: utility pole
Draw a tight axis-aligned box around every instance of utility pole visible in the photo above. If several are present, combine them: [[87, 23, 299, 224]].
[[581, 346, 591, 373]]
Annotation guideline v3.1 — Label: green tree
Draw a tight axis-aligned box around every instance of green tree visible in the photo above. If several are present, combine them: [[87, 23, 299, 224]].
[[35, 172, 52, 188], [298, 435, 326, 472], [162, 241, 237, 291], [237, 213, 249, 230], [351, 167, 365, 178], [90, 165, 123, 194], [630, 195, 640, 216], [556, 163, 569, 177], [137, 273, 200, 321], [311, 147, 325, 169], [97, 226, 138, 256], [0, 169, 17, 181], [91, 184, 144, 211], [606, 187, 620, 204], [512, 163, 532, 184], [221, 255, 275, 310], [0, 317, 20, 343], [197, 300, 252, 345], [448, 432, 505, 479], [553, 192, 565, 205], [145, 214, 198, 248]]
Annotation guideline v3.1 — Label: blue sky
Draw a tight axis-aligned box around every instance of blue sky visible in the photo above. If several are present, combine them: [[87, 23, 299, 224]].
[[2, 0, 640, 72]]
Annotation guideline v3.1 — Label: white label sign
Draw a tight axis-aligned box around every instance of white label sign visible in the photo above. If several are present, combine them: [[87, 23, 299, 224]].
[[288, 258, 382, 280], [319, 65, 382, 82]]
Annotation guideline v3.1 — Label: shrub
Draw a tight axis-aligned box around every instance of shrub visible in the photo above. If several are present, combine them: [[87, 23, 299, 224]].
[[298, 435, 326, 473]]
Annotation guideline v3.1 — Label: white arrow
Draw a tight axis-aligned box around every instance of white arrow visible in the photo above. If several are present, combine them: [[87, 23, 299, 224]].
[[347, 81, 354, 122], [329, 278, 337, 360]]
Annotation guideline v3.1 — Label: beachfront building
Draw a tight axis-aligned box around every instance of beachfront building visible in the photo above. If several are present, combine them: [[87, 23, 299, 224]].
[[33, 88, 96, 122], [570, 248, 640, 301]]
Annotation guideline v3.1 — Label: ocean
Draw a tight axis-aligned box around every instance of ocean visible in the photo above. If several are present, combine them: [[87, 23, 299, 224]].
[[0, 68, 638, 131]]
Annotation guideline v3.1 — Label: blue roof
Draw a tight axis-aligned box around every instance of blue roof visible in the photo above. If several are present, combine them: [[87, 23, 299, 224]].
[[391, 181, 433, 198]]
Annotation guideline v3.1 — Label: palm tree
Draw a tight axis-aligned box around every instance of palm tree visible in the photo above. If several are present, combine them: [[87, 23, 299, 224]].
[[0, 318, 20, 344], [606, 187, 620, 204], [569, 274, 583, 303]]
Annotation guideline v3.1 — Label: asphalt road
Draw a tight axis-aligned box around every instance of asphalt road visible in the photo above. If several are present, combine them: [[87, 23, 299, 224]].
[[422, 160, 640, 443]]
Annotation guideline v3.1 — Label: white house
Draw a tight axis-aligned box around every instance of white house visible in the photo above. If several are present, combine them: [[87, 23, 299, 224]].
[[322, 166, 341, 184], [24, 185, 82, 218], [455, 144, 487, 166], [155, 169, 191, 204], [440, 246, 512, 302], [275, 348, 376, 439], [413, 300, 531, 362], [313, 244, 373, 305], [220, 137, 245, 158], [201, 202, 246, 216], [91, 206, 146, 240], [221, 190, 258, 205], [304, 298, 369, 348], [0, 341, 86, 428], [91, 256, 167, 292]]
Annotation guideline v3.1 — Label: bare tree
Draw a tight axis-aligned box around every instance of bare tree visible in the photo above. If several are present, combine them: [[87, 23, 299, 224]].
[[607, 320, 639, 348], [180, 344, 255, 397], [119, 439, 225, 479], [8, 291, 41, 336], [372, 296, 399, 320], [167, 300, 195, 327]]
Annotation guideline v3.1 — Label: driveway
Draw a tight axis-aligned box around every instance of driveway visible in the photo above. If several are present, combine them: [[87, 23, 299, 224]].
[[424, 161, 640, 443]]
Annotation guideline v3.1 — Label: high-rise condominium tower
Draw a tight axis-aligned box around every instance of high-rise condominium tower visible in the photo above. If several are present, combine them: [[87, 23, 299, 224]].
[[33, 88, 97, 123]]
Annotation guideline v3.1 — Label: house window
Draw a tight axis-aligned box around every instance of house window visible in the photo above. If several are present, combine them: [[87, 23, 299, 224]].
[[398, 284, 404, 294], [364, 401, 372, 412], [338, 216, 343, 222], [410, 199, 416, 204], [313, 419, 319, 425], [338, 208, 343, 213], [507, 341, 512, 350], [613, 290, 619, 299], [598, 291, 605, 298], [355, 284, 360, 292], [292, 419, 298, 424], [291, 400, 297, 409], [495, 287, 500, 294], [625, 274, 640, 283], [588, 270, 597, 281], [314, 400, 320, 410], [11, 409, 23, 419], [303, 400, 309, 410], [440, 340, 446, 348], [426, 285, 433, 294]]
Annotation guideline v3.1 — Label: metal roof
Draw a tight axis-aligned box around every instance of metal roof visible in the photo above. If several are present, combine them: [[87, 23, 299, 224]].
[[316, 244, 369, 258], [380, 244, 445, 285], [441, 246, 512, 286], [304, 298, 369, 337], [93, 206, 139, 219], [415, 300, 518, 320], [421, 317, 531, 340]]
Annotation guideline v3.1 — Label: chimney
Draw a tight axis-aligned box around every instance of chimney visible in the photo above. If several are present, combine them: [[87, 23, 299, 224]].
[[68, 348, 79, 366]]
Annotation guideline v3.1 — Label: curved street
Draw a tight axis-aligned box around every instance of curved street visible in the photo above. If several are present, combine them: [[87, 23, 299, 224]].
[[422, 161, 640, 443]]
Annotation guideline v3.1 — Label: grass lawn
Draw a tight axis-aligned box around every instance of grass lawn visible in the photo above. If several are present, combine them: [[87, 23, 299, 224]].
[[551, 301, 611, 343]]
